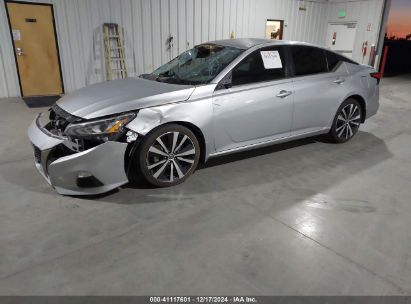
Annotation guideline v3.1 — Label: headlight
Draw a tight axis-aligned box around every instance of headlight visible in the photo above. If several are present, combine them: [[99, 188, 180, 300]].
[[65, 113, 136, 138]]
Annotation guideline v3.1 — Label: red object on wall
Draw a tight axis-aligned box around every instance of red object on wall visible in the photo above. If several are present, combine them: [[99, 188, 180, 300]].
[[361, 41, 368, 63], [368, 45, 375, 66], [362, 41, 368, 56], [379, 46, 389, 78]]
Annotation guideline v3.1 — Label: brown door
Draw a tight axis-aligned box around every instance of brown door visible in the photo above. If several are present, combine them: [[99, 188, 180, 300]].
[[7, 2, 63, 97]]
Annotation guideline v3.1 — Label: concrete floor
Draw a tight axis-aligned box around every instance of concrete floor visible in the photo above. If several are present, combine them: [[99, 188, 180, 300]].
[[0, 75, 410, 295]]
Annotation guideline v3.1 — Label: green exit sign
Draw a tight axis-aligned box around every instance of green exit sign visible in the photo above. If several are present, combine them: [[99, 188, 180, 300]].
[[338, 10, 346, 18]]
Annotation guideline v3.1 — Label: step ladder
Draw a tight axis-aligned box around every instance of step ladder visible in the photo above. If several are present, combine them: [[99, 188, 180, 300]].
[[103, 23, 127, 80]]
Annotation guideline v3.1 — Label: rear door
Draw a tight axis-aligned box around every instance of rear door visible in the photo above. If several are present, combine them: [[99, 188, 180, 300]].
[[212, 46, 294, 153], [289, 45, 349, 134]]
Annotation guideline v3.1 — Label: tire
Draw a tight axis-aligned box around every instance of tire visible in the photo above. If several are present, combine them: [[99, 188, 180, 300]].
[[135, 124, 200, 187], [328, 98, 363, 143]]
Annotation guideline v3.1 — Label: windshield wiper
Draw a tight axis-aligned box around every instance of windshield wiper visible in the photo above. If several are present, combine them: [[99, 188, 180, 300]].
[[156, 71, 187, 85]]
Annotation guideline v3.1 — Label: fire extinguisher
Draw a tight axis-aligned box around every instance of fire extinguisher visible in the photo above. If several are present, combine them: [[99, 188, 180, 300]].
[[368, 44, 375, 66], [361, 41, 368, 64]]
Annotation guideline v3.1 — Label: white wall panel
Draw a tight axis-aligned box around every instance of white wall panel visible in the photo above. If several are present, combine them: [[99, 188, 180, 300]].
[[0, 0, 20, 97], [0, 0, 385, 98], [215, 0, 223, 40], [186, 0, 194, 48], [222, 0, 230, 39], [169, 0, 178, 58], [201, 0, 209, 42], [193, 0, 202, 45]]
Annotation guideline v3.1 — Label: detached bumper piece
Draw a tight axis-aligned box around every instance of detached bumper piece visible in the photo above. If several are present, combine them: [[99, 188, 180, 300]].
[[28, 115, 129, 196]]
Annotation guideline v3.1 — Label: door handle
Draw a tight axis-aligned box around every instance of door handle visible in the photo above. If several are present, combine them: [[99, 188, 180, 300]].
[[16, 47, 25, 56], [276, 90, 292, 98], [333, 78, 345, 84]]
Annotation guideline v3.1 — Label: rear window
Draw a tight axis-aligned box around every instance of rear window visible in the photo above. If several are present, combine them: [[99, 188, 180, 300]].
[[325, 51, 341, 71], [325, 50, 357, 71], [291, 46, 328, 76]]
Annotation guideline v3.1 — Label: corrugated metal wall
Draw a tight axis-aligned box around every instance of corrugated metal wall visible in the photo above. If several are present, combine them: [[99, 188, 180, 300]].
[[0, 0, 384, 98], [0, 0, 20, 98]]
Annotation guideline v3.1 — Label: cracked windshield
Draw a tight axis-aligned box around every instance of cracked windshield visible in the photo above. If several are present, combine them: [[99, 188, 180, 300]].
[[143, 44, 243, 85]]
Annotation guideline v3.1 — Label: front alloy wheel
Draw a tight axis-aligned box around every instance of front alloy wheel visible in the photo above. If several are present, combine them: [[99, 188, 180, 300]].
[[329, 98, 362, 143], [138, 124, 200, 187]]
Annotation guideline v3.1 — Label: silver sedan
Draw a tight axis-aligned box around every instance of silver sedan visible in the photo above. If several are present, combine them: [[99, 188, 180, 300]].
[[28, 38, 380, 195]]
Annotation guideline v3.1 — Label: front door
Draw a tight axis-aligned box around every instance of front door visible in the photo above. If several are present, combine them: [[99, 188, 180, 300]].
[[7, 2, 63, 97], [212, 47, 293, 153]]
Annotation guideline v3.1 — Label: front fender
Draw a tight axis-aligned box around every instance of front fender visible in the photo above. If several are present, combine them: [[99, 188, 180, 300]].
[[126, 99, 215, 160]]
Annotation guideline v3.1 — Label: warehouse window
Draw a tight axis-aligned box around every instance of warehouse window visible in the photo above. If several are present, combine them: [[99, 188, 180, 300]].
[[291, 46, 328, 76]]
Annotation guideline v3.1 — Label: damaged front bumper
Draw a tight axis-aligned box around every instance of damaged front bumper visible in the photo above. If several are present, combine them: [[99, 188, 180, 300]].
[[28, 114, 129, 195]]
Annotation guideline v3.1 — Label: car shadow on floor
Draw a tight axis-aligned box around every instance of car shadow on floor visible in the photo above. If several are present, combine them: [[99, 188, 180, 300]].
[[87, 131, 392, 204], [83, 137, 318, 196], [119, 136, 319, 192], [200, 136, 318, 169], [1, 131, 391, 205]]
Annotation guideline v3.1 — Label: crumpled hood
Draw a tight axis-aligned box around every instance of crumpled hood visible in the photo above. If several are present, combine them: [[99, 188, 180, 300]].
[[57, 77, 195, 119]]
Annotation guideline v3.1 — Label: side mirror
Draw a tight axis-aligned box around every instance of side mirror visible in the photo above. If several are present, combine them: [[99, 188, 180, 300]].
[[216, 71, 232, 90]]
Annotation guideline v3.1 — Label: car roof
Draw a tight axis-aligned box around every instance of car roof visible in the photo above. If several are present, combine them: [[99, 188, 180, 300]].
[[205, 38, 314, 50]]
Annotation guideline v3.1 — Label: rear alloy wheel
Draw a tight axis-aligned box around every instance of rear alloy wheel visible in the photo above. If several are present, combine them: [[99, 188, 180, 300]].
[[329, 99, 362, 143], [138, 124, 200, 187]]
